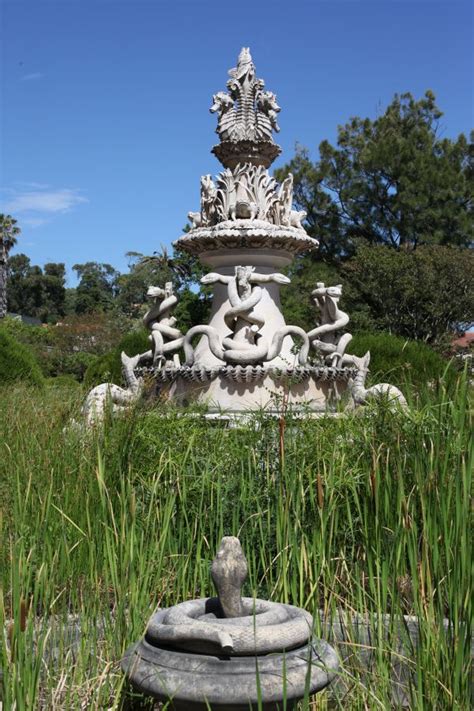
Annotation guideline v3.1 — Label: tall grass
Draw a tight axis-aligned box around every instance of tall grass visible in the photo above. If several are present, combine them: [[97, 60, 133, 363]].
[[0, 374, 471, 709]]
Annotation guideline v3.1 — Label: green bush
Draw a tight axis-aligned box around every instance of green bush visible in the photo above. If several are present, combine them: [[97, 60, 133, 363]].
[[347, 331, 451, 388], [83, 329, 149, 388], [0, 330, 45, 387], [46, 374, 82, 388]]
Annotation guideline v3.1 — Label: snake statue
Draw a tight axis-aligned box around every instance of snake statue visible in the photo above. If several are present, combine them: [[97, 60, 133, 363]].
[[142, 282, 184, 367], [184, 267, 309, 366], [81, 352, 143, 427], [307, 282, 352, 367], [145, 537, 314, 656], [342, 351, 408, 410]]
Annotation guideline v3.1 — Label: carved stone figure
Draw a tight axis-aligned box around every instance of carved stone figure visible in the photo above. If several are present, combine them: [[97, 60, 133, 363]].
[[307, 283, 352, 366], [210, 537, 248, 618], [210, 91, 235, 141], [200, 174, 217, 226], [256, 89, 281, 138], [290, 208, 307, 229], [81, 352, 143, 427], [142, 282, 183, 367], [123, 536, 338, 707], [184, 267, 309, 366], [344, 352, 408, 410], [187, 211, 202, 228], [272, 173, 293, 226]]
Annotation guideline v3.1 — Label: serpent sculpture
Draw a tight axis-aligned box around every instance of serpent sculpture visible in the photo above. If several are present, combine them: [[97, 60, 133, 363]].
[[146, 537, 314, 656], [123, 536, 339, 708], [142, 282, 184, 367], [308, 282, 352, 366], [81, 352, 143, 427], [184, 266, 309, 366], [344, 352, 408, 409]]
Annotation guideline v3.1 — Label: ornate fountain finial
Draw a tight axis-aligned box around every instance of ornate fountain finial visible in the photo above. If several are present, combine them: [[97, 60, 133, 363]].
[[210, 47, 282, 169]]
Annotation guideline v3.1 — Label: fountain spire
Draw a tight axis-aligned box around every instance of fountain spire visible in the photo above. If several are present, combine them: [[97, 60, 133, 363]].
[[210, 47, 282, 169]]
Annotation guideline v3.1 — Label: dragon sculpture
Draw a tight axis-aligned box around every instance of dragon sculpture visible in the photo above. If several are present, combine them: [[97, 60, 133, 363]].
[[81, 352, 143, 427], [142, 282, 184, 367], [343, 352, 408, 410]]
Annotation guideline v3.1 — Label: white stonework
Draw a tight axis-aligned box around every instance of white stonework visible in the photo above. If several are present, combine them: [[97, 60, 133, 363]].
[[80, 48, 405, 423]]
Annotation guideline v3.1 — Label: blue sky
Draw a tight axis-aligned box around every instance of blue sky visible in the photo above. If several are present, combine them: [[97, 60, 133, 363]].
[[1, 0, 472, 286]]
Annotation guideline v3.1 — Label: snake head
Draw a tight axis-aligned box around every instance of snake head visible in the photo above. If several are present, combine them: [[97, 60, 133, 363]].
[[211, 537, 248, 618]]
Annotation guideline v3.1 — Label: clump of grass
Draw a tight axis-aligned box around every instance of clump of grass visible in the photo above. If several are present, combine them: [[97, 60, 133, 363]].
[[0, 374, 471, 709]]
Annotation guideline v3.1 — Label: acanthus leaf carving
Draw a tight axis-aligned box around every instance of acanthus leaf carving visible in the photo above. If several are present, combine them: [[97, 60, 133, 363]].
[[190, 165, 306, 228]]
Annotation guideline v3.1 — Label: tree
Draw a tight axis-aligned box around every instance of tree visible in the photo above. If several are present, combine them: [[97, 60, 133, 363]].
[[276, 92, 473, 259], [115, 247, 210, 328], [274, 147, 348, 259], [0, 214, 21, 318], [72, 262, 119, 314], [343, 244, 474, 344], [7, 254, 66, 322]]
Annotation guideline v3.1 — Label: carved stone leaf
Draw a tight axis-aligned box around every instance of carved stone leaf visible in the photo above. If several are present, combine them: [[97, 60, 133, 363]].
[[215, 169, 236, 222]]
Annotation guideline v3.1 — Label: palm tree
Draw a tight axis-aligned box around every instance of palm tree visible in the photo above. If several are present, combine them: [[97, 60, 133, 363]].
[[0, 214, 21, 318]]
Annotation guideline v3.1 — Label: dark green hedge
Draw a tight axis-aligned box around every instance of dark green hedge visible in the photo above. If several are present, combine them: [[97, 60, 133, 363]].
[[0, 330, 45, 387], [347, 332, 451, 388], [83, 329, 150, 388]]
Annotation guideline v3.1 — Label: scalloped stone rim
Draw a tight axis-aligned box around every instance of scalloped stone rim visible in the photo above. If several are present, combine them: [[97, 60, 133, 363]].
[[174, 221, 319, 257]]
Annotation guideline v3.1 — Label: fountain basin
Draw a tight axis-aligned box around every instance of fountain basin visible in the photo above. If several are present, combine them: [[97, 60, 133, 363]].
[[122, 633, 338, 710]]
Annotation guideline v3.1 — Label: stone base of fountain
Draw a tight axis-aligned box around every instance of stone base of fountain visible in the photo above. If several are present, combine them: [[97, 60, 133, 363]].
[[122, 632, 338, 710]]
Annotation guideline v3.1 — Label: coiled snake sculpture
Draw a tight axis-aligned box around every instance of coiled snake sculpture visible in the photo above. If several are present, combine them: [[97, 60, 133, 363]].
[[146, 537, 313, 656], [184, 266, 309, 366], [142, 282, 184, 366]]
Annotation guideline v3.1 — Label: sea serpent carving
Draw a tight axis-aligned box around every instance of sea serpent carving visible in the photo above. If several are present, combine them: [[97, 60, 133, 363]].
[[142, 283, 184, 366], [343, 352, 407, 409], [308, 283, 352, 366], [145, 537, 313, 656], [184, 267, 309, 366], [81, 352, 143, 427]]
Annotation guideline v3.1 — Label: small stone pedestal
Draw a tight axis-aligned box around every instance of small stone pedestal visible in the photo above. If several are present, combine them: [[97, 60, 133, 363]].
[[122, 538, 338, 710]]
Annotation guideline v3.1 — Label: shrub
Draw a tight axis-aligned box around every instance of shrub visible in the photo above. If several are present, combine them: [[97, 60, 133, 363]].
[[347, 332, 451, 388], [83, 329, 149, 388], [0, 330, 44, 387], [46, 374, 82, 388]]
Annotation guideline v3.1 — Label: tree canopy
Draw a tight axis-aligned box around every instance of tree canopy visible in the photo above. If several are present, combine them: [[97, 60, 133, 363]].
[[275, 91, 473, 259]]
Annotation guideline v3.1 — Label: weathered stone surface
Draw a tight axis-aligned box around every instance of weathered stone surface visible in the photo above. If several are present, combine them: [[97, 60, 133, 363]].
[[122, 636, 338, 710]]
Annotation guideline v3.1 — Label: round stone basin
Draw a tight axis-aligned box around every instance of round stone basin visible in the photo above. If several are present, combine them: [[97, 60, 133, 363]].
[[122, 632, 338, 710], [121, 538, 339, 710]]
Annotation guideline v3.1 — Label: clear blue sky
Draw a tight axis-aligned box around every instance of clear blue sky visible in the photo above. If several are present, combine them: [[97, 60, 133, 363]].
[[1, 0, 472, 286]]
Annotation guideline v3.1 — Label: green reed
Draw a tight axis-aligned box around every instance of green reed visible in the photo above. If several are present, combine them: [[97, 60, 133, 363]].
[[0, 372, 471, 709]]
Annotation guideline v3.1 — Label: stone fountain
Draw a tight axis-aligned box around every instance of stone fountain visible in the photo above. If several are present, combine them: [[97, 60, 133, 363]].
[[81, 48, 406, 424], [122, 537, 338, 709]]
